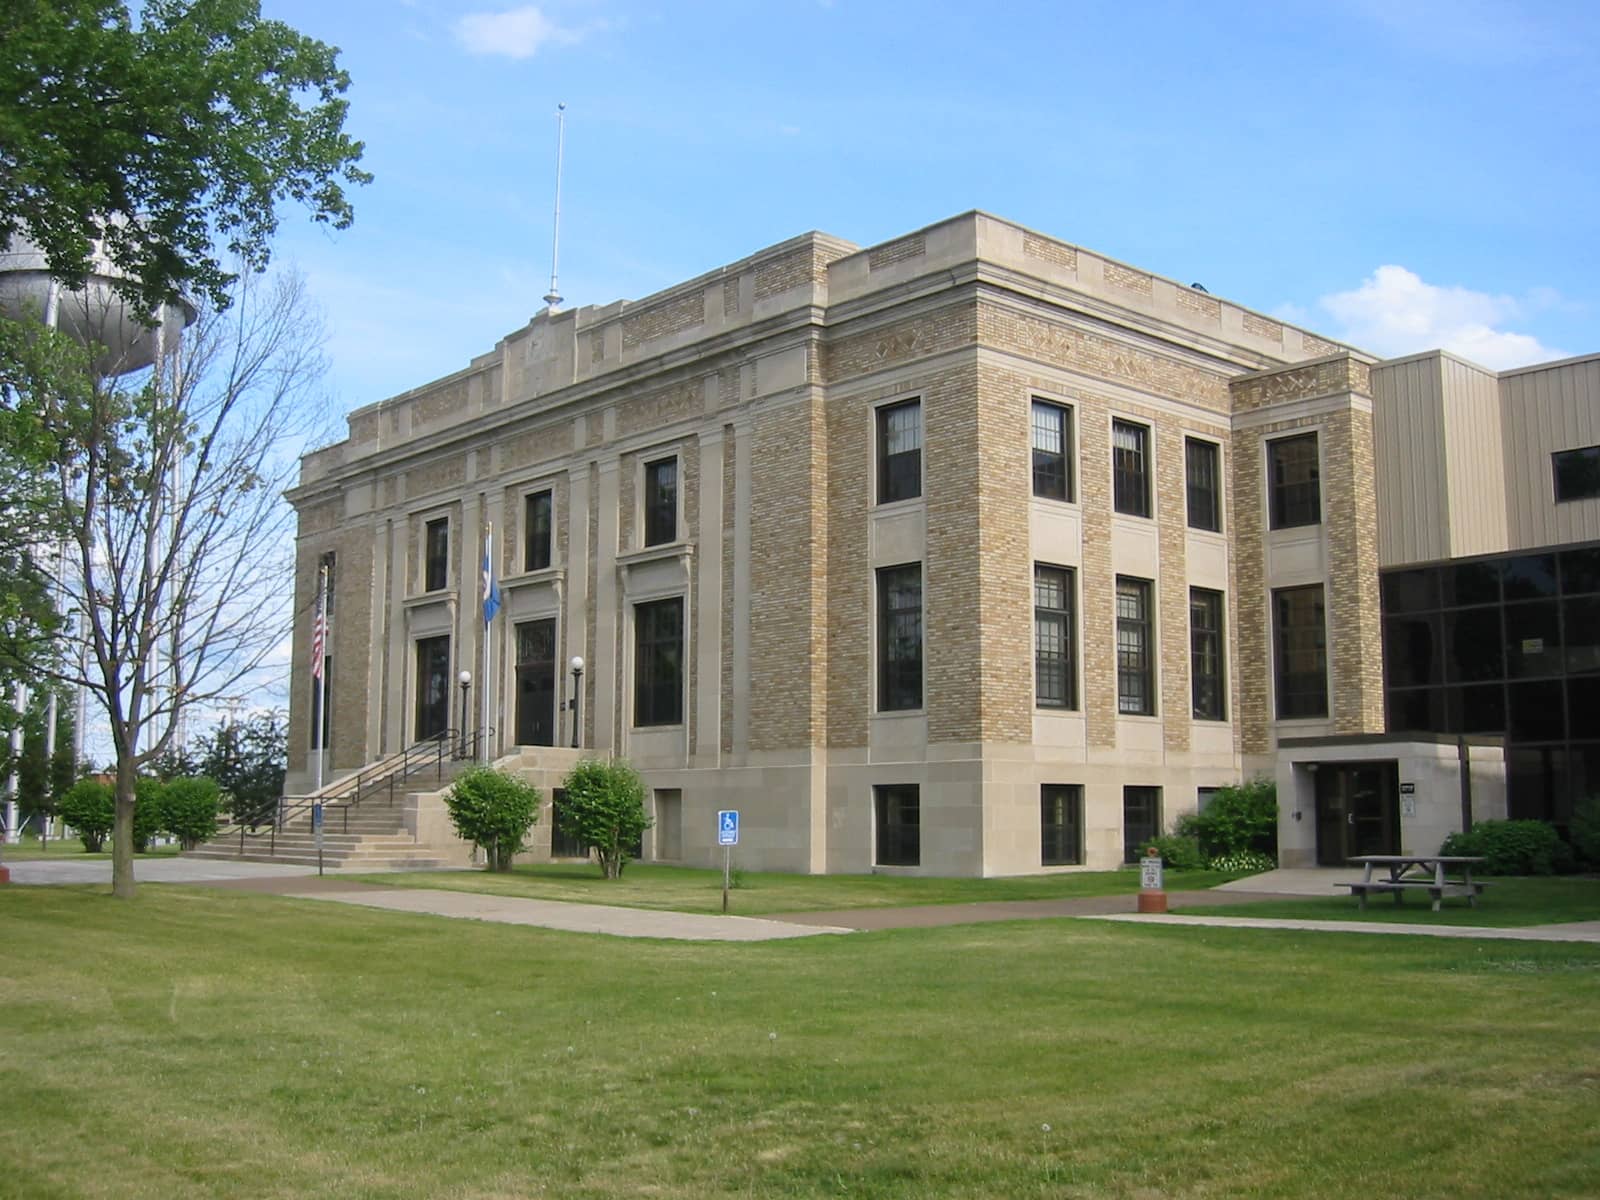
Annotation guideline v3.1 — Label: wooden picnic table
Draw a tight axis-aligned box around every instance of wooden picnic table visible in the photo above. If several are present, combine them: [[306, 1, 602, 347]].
[[1340, 855, 1488, 913]]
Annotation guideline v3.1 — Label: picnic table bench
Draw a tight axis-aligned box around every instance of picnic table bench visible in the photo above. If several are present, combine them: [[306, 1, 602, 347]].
[[1339, 855, 1488, 913]]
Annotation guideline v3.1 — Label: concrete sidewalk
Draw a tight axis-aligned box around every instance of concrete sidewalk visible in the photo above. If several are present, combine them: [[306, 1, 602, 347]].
[[4, 858, 324, 886], [283, 886, 853, 941]]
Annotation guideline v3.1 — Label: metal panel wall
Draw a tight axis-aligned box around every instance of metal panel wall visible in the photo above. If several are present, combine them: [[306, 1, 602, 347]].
[[1440, 355, 1509, 558], [1500, 357, 1600, 550], [1373, 356, 1450, 566]]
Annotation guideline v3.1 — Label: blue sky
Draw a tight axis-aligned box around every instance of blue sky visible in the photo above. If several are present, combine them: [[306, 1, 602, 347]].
[[263, 0, 1599, 416]]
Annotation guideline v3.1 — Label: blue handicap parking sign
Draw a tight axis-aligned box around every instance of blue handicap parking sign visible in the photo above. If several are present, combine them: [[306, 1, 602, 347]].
[[718, 810, 739, 846]]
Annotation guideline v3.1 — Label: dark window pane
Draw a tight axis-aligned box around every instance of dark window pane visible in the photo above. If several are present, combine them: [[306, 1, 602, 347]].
[[634, 597, 684, 726], [1505, 602, 1562, 678], [1445, 608, 1505, 682], [877, 401, 922, 504], [875, 785, 920, 867], [1564, 597, 1600, 674], [1509, 680, 1565, 741], [525, 490, 553, 571], [644, 458, 678, 546], [1567, 679, 1600, 744], [877, 564, 923, 711], [1453, 684, 1506, 734], [1553, 446, 1600, 502], [1274, 585, 1328, 718], [1112, 420, 1151, 517], [1381, 568, 1439, 614], [1560, 546, 1600, 595], [1385, 614, 1443, 687], [425, 518, 449, 592], [1190, 588, 1225, 720], [1034, 565, 1076, 709], [1185, 438, 1221, 532], [1122, 786, 1161, 864], [1508, 746, 1570, 823], [1387, 687, 1447, 734], [1116, 577, 1154, 715], [414, 635, 451, 741], [1503, 554, 1558, 600], [1442, 561, 1500, 607], [1268, 433, 1321, 529], [1041, 784, 1083, 866], [1031, 401, 1073, 502]]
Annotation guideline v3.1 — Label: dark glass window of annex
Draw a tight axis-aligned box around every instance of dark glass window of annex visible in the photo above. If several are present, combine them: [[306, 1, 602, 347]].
[[1379, 540, 1600, 826]]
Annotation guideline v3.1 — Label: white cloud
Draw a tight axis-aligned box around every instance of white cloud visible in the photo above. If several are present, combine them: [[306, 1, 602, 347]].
[[1317, 265, 1566, 370], [454, 6, 588, 59]]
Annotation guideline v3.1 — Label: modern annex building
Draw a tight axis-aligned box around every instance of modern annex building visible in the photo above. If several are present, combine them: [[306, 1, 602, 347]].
[[284, 212, 1599, 874]]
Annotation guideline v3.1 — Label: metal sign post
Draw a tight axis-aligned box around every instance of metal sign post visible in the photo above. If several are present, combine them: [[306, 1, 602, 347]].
[[717, 810, 739, 914], [1138, 846, 1167, 913], [312, 802, 325, 878]]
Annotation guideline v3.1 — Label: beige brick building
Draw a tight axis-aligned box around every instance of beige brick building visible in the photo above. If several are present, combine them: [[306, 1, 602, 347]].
[[286, 212, 1600, 874]]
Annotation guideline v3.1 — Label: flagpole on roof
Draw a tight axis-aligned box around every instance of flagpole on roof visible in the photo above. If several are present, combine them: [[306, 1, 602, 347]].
[[543, 102, 566, 312]]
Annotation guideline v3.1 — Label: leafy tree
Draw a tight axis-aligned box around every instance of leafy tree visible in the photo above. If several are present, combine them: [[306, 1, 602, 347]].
[[195, 710, 285, 827], [0, 0, 370, 314], [58, 778, 113, 852], [161, 776, 220, 851], [0, 321, 83, 713], [557, 759, 653, 880], [443, 766, 540, 872], [7, 270, 331, 898]]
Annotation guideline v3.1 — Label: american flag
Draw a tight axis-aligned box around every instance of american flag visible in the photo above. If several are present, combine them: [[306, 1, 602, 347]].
[[310, 573, 327, 679]]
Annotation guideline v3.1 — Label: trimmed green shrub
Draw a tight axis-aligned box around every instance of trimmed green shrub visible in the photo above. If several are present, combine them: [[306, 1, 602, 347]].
[[1571, 798, 1600, 869], [557, 758, 653, 879], [1148, 834, 1206, 871], [162, 777, 222, 851], [1441, 819, 1565, 875], [443, 766, 541, 871], [58, 779, 114, 852], [133, 777, 165, 852], [1185, 778, 1278, 860]]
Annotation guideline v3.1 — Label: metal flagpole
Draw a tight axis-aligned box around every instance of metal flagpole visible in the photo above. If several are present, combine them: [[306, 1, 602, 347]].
[[481, 525, 494, 763], [311, 565, 328, 793], [543, 103, 566, 311]]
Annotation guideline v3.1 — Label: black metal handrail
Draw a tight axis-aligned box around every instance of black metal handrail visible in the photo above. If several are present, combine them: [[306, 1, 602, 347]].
[[226, 727, 495, 855]]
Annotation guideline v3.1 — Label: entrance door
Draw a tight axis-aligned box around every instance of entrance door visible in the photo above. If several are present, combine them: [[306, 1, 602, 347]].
[[515, 619, 557, 746], [414, 635, 451, 742], [1315, 762, 1400, 865]]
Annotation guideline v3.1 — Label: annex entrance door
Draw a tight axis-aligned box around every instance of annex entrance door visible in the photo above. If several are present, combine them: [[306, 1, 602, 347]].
[[1315, 762, 1400, 865], [515, 619, 557, 746]]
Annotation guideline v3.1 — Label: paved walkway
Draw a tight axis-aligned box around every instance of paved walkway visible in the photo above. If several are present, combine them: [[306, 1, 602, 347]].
[[4, 858, 324, 885]]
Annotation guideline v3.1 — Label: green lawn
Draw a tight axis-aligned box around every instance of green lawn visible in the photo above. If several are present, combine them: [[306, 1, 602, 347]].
[[349, 861, 1241, 914], [3, 886, 1598, 1198], [1178, 876, 1600, 928]]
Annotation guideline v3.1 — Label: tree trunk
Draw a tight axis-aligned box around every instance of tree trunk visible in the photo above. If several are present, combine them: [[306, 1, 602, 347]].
[[111, 757, 137, 899]]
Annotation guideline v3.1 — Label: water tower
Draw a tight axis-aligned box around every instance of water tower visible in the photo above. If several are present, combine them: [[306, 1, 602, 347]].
[[0, 231, 196, 843]]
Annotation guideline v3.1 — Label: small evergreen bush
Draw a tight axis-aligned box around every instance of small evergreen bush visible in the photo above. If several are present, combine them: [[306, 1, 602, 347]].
[[1148, 834, 1206, 871], [162, 777, 222, 851], [1185, 778, 1278, 861], [58, 779, 114, 852], [1440, 819, 1565, 875], [1571, 798, 1600, 869], [133, 777, 165, 852], [558, 758, 652, 879], [443, 766, 541, 871]]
